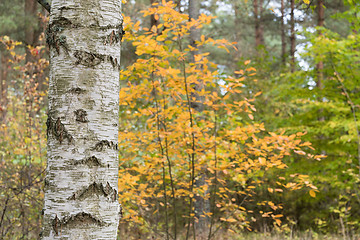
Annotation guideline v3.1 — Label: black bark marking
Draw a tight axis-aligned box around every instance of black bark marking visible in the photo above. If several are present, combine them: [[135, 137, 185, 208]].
[[46, 17, 72, 55], [74, 156, 103, 167], [69, 87, 86, 94], [44, 178, 49, 187], [92, 140, 118, 151], [104, 23, 125, 45], [119, 205, 123, 219], [52, 17, 73, 27], [46, 116, 73, 144], [107, 56, 120, 70], [74, 50, 105, 67], [119, 24, 125, 41], [52, 215, 59, 235], [74, 109, 88, 122], [116, 58, 121, 71], [98, 23, 124, 31], [52, 212, 106, 234], [108, 56, 115, 68], [68, 182, 117, 201]]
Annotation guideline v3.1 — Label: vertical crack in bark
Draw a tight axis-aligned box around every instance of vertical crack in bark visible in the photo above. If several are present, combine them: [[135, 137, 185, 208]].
[[74, 109, 88, 122], [52, 212, 107, 235], [68, 182, 117, 201], [46, 116, 74, 144]]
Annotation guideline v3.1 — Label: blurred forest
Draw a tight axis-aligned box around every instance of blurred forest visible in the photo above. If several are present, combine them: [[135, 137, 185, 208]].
[[0, 0, 359, 239]]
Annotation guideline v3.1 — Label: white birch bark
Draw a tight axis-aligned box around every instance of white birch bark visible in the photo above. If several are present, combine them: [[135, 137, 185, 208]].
[[41, 0, 122, 239]]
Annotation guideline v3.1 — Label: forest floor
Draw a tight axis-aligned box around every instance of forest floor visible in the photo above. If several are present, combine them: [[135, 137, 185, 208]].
[[229, 233, 359, 240]]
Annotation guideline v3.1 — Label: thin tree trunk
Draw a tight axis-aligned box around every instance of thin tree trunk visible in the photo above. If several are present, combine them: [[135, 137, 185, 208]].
[[233, 0, 242, 62], [254, 0, 260, 47], [189, 0, 209, 239], [259, 0, 264, 45], [316, 0, 325, 123], [254, 0, 264, 49], [189, 0, 200, 63], [41, 0, 122, 239], [290, 0, 295, 72], [316, 0, 324, 89], [25, 0, 38, 62], [150, 0, 159, 29], [0, 53, 8, 122], [281, 0, 286, 64]]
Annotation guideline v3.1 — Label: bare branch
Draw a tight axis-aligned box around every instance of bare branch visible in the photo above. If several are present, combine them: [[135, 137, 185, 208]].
[[37, 0, 51, 13]]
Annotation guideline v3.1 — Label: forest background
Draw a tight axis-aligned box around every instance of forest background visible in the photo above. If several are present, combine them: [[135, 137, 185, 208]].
[[0, 0, 359, 239]]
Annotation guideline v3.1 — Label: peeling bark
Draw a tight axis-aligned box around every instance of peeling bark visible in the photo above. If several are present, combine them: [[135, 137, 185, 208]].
[[42, 0, 122, 239]]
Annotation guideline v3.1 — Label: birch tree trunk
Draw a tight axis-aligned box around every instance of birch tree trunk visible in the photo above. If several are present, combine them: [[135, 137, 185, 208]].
[[41, 0, 122, 239]]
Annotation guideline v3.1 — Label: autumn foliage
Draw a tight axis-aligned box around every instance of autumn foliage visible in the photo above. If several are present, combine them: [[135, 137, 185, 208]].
[[3, 0, 356, 238], [117, 1, 319, 238], [0, 34, 48, 238]]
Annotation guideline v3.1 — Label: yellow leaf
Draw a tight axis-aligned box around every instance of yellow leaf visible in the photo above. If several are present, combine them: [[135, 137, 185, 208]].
[[275, 218, 281, 226], [309, 190, 316, 198], [244, 60, 251, 65], [258, 157, 266, 165], [234, 70, 244, 75], [226, 218, 237, 223], [254, 91, 262, 97], [303, 0, 310, 4], [246, 67, 256, 72]]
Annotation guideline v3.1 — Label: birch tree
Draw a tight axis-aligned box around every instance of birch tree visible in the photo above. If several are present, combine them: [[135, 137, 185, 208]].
[[41, 0, 122, 238]]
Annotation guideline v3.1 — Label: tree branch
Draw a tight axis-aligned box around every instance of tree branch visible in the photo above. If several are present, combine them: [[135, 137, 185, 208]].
[[37, 0, 51, 13]]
